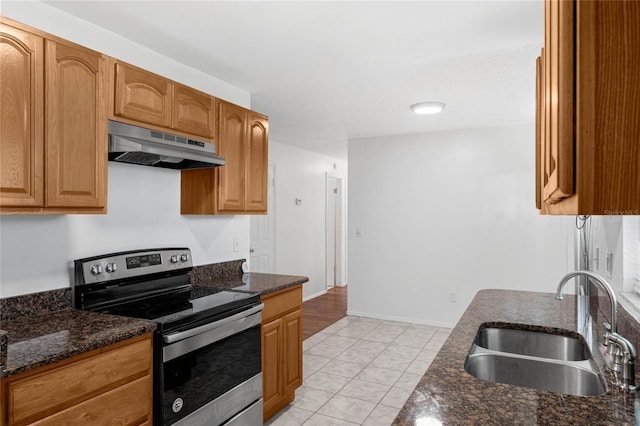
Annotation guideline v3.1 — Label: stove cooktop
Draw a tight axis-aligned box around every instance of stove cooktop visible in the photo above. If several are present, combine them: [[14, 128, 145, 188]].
[[97, 288, 260, 333]]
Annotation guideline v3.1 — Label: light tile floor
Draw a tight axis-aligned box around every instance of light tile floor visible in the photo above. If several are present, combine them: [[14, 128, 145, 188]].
[[265, 316, 452, 426]]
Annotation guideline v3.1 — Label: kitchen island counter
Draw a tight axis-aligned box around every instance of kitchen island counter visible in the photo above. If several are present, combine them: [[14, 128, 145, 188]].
[[0, 309, 155, 378], [393, 289, 638, 425]]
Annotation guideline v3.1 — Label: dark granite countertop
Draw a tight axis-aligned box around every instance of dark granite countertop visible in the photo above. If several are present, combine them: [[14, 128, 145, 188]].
[[393, 289, 638, 425], [192, 272, 308, 296], [0, 267, 306, 380], [0, 309, 156, 378]]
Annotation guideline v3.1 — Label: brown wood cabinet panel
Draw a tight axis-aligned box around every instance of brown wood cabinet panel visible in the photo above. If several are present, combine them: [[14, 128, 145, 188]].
[[180, 100, 269, 215], [217, 101, 247, 212], [535, 54, 543, 210], [114, 63, 172, 128], [7, 335, 152, 425], [29, 376, 152, 426], [261, 285, 302, 421], [245, 112, 268, 213], [541, 0, 574, 205], [537, 0, 640, 214], [282, 309, 302, 395], [173, 84, 215, 138], [576, 0, 640, 213], [0, 23, 44, 207], [262, 286, 302, 323], [261, 317, 282, 416], [44, 39, 107, 208], [180, 167, 217, 214]]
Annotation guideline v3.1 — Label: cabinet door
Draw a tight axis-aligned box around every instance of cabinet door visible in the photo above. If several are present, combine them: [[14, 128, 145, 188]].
[[114, 63, 172, 128], [282, 309, 302, 394], [535, 53, 543, 210], [0, 24, 44, 207], [542, 0, 574, 204], [173, 84, 215, 138], [217, 101, 246, 212], [245, 112, 268, 213], [45, 39, 107, 208], [261, 317, 283, 414]]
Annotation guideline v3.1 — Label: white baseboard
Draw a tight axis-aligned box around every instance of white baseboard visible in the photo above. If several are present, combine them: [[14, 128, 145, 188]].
[[346, 310, 456, 329], [303, 289, 327, 302]]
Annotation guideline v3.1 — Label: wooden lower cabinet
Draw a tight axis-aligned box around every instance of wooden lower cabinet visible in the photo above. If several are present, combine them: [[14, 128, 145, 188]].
[[261, 286, 303, 421], [0, 333, 153, 426]]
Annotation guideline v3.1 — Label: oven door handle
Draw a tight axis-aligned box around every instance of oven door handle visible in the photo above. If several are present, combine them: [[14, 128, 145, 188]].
[[163, 303, 264, 344]]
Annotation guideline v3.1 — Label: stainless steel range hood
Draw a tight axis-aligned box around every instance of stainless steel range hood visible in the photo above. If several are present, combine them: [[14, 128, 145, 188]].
[[108, 120, 225, 170]]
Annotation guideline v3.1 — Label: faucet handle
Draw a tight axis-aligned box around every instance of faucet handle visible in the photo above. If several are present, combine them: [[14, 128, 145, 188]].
[[603, 323, 613, 347]]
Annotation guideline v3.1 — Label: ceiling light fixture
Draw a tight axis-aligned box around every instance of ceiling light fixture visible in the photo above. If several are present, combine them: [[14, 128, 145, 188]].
[[411, 101, 445, 115]]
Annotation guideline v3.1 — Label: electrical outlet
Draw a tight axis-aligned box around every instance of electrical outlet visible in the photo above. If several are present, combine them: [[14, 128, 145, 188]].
[[233, 237, 240, 253], [594, 247, 599, 271], [606, 251, 613, 278], [449, 293, 457, 303]]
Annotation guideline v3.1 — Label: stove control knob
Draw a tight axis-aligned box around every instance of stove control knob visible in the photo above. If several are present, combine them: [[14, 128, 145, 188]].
[[170, 255, 179, 264], [90, 264, 103, 275], [105, 263, 117, 273], [180, 254, 189, 262]]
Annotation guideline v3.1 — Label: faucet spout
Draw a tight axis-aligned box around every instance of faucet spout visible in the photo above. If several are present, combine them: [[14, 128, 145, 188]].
[[555, 271, 617, 333]]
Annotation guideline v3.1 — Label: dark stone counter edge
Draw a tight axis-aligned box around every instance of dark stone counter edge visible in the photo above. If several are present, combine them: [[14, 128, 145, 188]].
[[1, 318, 156, 379], [193, 272, 309, 296], [255, 276, 310, 296]]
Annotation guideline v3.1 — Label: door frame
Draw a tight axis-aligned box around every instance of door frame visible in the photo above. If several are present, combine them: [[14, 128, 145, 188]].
[[325, 173, 345, 288], [250, 163, 276, 272]]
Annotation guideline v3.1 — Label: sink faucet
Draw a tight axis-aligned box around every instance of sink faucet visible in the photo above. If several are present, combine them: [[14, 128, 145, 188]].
[[556, 271, 636, 392]]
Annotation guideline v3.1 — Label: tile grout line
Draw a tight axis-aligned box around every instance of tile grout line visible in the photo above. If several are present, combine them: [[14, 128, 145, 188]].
[[268, 316, 451, 425]]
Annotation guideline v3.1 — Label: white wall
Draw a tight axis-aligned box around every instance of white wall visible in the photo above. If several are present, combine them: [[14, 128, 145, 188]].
[[269, 141, 347, 300], [0, 2, 251, 298], [2, 1, 248, 105], [589, 216, 640, 321], [348, 124, 571, 327]]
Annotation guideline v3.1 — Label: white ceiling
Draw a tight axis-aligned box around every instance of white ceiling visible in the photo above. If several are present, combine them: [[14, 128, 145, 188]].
[[45, 1, 543, 160]]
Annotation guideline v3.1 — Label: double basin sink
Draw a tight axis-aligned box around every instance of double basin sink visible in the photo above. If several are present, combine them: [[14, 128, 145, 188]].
[[464, 323, 607, 396]]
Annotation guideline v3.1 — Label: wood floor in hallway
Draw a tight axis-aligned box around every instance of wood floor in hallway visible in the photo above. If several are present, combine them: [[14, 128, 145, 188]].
[[302, 285, 347, 339]]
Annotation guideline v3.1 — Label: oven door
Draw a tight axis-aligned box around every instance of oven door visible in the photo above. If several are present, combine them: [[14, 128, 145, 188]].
[[159, 304, 263, 426]]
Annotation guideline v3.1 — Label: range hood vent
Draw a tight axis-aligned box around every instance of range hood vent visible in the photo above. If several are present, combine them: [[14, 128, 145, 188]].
[[108, 120, 225, 170]]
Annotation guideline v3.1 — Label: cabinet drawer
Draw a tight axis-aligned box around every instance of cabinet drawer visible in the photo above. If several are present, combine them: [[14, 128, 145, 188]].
[[29, 375, 152, 426], [261, 286, 302, 323], [7, 336, 152, 424]]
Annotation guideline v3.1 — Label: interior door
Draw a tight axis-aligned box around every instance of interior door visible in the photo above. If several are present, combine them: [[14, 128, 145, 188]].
[[250, 165, 275, 272]]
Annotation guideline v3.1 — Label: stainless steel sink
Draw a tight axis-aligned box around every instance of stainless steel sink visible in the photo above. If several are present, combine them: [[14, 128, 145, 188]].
[[474, 326, 590, 361], [464, 324, 607, 396]]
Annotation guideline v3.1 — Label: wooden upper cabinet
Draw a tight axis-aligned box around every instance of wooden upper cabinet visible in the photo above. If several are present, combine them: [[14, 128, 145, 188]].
[[0, 19, 107, 213], [540, 0, 574, 207], [112, 61, 216, 140], [0, 23, 44, 207], [217, 101, 247, 212], [535, 54, 543, 211], [180, 100, 269, 215], [114, 63, 172, 128], [173, 84, 215, 138], [245, 112, 269, 212], [537, 0, 640, 214], [45, 39, 108, 208]]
